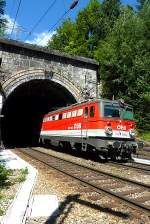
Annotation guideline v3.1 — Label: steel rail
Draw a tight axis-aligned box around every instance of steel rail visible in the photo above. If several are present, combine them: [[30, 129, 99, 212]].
[[18, 148, 150, 215], [31, 147, 150, 189], [108, 161, 150, 173]]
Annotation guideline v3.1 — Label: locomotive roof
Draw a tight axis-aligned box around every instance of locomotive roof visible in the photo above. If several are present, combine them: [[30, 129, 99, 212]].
[[47, 98, 132, 115], [48, 99, 99, 114]]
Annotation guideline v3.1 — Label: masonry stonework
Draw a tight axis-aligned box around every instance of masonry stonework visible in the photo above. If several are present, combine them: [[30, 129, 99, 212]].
[[0, 39, 99, 102]]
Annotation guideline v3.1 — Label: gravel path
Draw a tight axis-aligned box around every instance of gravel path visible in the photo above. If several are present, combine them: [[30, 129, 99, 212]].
[[13, 148, 150, 224]]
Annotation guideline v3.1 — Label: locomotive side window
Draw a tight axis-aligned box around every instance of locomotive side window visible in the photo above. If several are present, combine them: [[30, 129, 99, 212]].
[[90, 106, 95, 117], [62, 113, 67, 119], [59, 114, 62, 120], [52, 115, 55, 120], [84, 107, 88, 118], [72, 110, 77, 117], [77, 108, 83, 116], [48, 117, 52, 121], [55, 115, 59, 120], [67, 111, 72, 118]]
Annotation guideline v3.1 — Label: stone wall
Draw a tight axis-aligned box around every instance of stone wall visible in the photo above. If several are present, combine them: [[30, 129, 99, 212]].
[[0, 39, 99, 102]]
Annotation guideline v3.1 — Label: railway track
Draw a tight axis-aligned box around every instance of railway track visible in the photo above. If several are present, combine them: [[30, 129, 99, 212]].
[[135, 147, 150, 160], [18, 148, 150, 215], [108, 161, 150, 173]]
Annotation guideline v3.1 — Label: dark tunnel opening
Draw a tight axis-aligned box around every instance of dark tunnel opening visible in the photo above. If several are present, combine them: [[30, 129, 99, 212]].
[[1, 79, 76, 148]]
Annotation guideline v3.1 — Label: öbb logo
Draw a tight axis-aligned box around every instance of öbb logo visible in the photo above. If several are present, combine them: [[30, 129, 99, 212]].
[[117, 125, 126, 131]]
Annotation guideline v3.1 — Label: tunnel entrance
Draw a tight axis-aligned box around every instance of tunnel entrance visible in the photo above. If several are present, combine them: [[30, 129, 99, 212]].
[[1, 79, 76, 148]]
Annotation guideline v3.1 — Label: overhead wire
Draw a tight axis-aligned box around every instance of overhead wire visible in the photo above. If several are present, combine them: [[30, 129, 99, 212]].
[[36, 0, 79, 46], [24, 0, 57, 41], [9, 0, 17, 18], [10, 0, 22, 37], [36, 10, 69, 46]]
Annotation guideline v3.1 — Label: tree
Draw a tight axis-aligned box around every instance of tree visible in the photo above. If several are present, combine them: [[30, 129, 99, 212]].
[[0, 0, 6, 37], [94, 6, 150, 130], [137, 0, 149, 10], [74, 0, 103, 57], [48, 0, 103, 57], [102, 0, 121, 20], [48, 19, 77, 53]]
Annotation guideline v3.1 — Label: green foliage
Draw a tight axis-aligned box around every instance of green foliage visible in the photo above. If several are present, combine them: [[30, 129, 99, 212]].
[[0, 0, 7, 37], [16, 167, 28, 182], [94, 6, 150, 131], [48, 0, 103, 57], [48, 19, 77, 53], [139, 131, 150, 142], [0, 164, 10, 187], [47, 0, 150, 132], [102, 0, 121, 30], [137, 0, 149, 10]]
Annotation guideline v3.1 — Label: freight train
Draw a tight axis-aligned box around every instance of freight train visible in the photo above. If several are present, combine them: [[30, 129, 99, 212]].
[[40, 98, 141, 160]]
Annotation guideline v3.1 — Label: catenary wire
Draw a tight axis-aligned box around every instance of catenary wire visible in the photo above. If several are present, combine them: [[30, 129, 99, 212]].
[[37, 1, 79, 45], [37, 9, 69, 45], [24, 0, 57, 41], [10, 0, 22, 37]]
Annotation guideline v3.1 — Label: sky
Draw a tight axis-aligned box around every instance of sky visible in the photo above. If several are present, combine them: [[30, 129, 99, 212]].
[[4, 0, 138, 46]]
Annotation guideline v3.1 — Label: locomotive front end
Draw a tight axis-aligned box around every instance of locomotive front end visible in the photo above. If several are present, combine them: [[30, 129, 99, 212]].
[[98, 100, 140, 160]]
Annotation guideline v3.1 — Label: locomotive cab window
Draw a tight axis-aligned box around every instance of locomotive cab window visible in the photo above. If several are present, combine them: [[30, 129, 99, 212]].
[[120, 106, 134, 120], [103, 103, 120, 118], [90, 106, 95, 117], [84, 107, 88, 118], [52, 115, 55, 120]]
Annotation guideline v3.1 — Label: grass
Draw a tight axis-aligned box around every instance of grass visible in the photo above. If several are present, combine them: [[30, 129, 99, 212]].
[[0, 193, 4, 215], [0, 167, 29, 216], [16, 167, 28, 182], [0, 165, 11, 187]]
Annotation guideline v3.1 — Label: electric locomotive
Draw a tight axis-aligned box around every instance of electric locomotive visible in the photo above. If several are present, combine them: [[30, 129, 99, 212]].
[[40, 98, 141, 160]]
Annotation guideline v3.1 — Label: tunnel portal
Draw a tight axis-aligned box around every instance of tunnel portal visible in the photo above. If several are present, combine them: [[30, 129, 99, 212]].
[[1, 79, 76, 147]]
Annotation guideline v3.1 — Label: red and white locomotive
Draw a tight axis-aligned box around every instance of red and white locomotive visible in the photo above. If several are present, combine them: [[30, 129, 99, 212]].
[[40, 98, 140, 160]]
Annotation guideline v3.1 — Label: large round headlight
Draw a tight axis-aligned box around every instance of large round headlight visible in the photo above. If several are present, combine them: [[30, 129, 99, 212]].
[[105, 126, 113, 135], [129, 129, 136, 138]]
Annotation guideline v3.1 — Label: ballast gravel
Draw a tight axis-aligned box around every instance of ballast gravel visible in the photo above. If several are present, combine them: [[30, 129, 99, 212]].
[[12, 148, 150, 224]]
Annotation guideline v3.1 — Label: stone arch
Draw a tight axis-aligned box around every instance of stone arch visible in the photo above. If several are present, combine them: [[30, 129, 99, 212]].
[[1, 68, 84, 102], [0, 68, 85, 147]]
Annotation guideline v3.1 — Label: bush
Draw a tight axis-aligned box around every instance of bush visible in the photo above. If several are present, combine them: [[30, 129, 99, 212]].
[[0, 165, 10, 187], [16, 167, 28, 182]]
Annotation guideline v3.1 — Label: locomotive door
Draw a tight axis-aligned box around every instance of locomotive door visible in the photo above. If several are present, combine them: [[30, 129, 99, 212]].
[[81, 107, 88, 151]]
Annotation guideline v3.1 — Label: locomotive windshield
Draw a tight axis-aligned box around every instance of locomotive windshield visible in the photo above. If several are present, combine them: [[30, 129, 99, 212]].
[[102, 101, 134, 120], [103, 102, 120, 118], [120, 106, 134, 120]]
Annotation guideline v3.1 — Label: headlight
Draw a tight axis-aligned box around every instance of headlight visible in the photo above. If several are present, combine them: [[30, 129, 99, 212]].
[[129, 129, 136, 138], [105, 126, 113, 135]]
